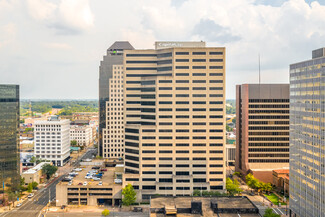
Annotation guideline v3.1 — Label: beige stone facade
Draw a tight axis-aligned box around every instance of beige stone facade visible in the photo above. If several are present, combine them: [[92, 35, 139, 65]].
[[123, 43, 226, 201], [102, 65, 125, 159]]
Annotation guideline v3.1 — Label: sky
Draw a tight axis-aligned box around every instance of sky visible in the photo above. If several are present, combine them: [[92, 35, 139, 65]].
[[1, 0, 325, 99]]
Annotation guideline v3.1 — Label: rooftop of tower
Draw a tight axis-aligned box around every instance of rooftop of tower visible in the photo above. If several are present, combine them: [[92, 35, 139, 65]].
[[107, 41, 134, 51]]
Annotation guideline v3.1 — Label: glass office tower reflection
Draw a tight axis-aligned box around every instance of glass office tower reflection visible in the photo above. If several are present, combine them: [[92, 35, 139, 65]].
[[290, 48, 325, 217], [0, 85, 20, 191]]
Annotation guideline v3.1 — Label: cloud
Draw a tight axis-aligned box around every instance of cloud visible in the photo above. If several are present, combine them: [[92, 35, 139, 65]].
[[26, 0, 94, 35], [42, 42, 72, 50], [192, 19, 241, 43], [0, 23, 16, 49]]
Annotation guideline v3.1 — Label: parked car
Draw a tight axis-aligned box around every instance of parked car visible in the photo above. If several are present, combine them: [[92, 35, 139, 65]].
[[100, 168, 107, 172], [28, 193, 34, 198], [78, 183, 83, 185], [68, 181, 72, 185], [16, 203, 22, 207], [98, 181, 103, 186], [83, 182, 87, 186], [92, 166, 100, 170], [92, 177, 100, 181], [73, 168, 82, 172]]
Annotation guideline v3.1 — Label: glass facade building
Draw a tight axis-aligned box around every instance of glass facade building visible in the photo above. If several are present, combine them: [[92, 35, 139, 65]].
[[290, 48, 325, 217], [0, 85, 20, 191]]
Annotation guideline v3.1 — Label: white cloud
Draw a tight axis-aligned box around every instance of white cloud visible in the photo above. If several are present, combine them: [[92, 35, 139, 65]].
[[42, 42, 72, 50], [26, 0, 94, 35], [0, 23, 16, 49]]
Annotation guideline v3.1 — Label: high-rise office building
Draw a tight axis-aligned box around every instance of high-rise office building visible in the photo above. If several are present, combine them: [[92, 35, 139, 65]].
[[235, 84, 290, 183], [34, 116, 70, 166], [123, 41, 226, 201], [290, 48, 325, 217], [99, 41, 134, 158], [0, 84, 20, 190]]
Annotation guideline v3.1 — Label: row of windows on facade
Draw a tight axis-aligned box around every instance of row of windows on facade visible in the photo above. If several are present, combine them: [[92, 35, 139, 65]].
[[104, 153, 123, 157], [126, 101, 223, 105], [125, 162, 223, 168], [126, 59, 223, 64], [35, 151, 61, 154], [126, 94, 223, 98], [124, 122, 224, 126], [35, 140, 62, 143], [129, 171, 223, 176], [130, 157, 223, 161], [104, 144, 123, 148], [36, 136, 61, 138], [127, 87, 223, 91], [35, 125, 63, 128], [125, 149, 223, 154], [35, 143, 63, 146], [127, 177, 223, 183], [126, 65, 223, 71], [126, 129, 223, 133], [126, 79, 223, 84], [109, 86, 123, 91], [35, 155, 63, 158], [36, 132, 61, 135], [126, 52, 223, 57]]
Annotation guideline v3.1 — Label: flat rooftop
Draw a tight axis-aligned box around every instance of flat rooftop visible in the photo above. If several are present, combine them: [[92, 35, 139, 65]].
[[58, 164, 121, 187], [151, 196, 260, 217]]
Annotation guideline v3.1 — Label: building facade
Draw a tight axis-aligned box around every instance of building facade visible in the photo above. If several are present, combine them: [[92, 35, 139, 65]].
[[235, 84, 290, 183], [99, 41, 134, 158], [290, 48, 325, 217], [0, 84, 20, 190], [123, 42, 226, 201], [70, 125, 93, 147], [34, 116, 70, 166]]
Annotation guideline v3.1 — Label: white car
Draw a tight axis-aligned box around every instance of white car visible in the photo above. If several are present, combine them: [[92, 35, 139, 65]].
[[74, 168, 82, 172], [85, 175, 92, 179], [16, 203, 22, 207], [68, 181, 72, 185], [83, 181, 87, 186], [92, 177, 100, 181], [28, 193, 34, 198], [98, 181, 103, 186]]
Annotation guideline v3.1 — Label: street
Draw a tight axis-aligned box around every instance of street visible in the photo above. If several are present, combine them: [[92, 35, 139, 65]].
[[0, 147, 97, 217], [46, 212, 149, 217]]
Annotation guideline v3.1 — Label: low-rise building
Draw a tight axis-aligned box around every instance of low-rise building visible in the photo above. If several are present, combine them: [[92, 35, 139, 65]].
[[21, 162, 50, 184], [150, 196, 260, 216], [272, 169, 289, 194], [226, 144, 236, 167], [56, 164, 123, 206], [70, 125, 93, 147]]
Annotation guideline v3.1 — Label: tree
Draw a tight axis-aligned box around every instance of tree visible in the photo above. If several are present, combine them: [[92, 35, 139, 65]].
[[7, 191, 18, 209], [102, 209, 110, 216], [122, 184, 136, 206], [27, 183, 33, 193], [31, 182, 38, 189], [246, 173, 261, 190], [193, 190, 200, 196], [263, 208, 281, 217], [71, 140, 77, 146], [226, 178, 242, 196], [42, 164, 58, 179]]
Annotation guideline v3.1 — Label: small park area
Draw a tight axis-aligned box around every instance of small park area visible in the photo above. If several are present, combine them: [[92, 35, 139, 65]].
[[264, 193, 286, 205]]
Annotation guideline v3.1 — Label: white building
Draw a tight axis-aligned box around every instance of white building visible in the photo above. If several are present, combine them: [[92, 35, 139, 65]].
[[34, 116, 70, 166], [70, 125, 93, 147]]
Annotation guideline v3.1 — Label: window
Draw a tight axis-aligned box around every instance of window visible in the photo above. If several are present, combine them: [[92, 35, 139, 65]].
[[193, 66, 206, 69], [176, 66, 189, 69], [209, 66, 223, 69], [159, 80, 172, 83], [209, 59, 223, 62], [176, 73, 189, 76], [192, 52, 206, 55], [176, 52, 189, 55], [176, 59, 189, 62], [159, 178, 173, 183]]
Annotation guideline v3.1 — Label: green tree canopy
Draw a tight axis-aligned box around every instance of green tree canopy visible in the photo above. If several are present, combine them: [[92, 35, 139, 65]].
[[122, 184, 136, 206], [102, 209, 110, 216], [226, 178, 242, 196], [27, 183, 33, 193], [31, 182, 38, 189], [42, 164, 58, 179], [263, 208, 281, 217], [71, 140, 77, 146]]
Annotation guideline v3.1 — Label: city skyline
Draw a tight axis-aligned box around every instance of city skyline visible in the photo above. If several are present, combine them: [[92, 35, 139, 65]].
[[1, 0, 325, 99]]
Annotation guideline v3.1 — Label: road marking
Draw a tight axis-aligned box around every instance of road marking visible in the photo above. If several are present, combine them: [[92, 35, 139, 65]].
[[272, 208, 279, 214], [276, 208, 284, 215]]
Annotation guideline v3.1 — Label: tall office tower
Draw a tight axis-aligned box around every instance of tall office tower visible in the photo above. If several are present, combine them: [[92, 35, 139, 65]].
[[123, 41, 226, 201], [99, 41, 134, 158], [235, 84, 290, 183], [0, 84, 20, 190], [34, 116, 70, 166], [290, 48, 325, 217]]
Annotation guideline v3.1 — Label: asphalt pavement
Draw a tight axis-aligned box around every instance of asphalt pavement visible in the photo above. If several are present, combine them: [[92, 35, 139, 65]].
[[46, 212, 149, 217], [0, 148, 97, 217]]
